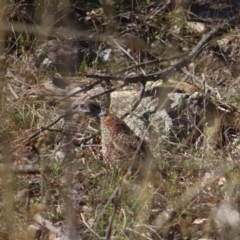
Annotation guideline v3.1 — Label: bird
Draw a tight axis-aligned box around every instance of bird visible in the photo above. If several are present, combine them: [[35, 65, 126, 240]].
[[76, 101, 156, 181]]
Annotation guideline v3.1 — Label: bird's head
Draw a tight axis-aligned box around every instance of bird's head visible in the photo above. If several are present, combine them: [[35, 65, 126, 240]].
[[75, 101, 107, 118]]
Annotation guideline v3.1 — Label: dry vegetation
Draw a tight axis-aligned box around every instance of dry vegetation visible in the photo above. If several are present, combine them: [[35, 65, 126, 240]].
[[2, 0, 240, 239]]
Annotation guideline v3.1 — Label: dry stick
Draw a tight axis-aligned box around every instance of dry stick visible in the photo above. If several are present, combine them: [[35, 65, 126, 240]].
[[89, 83, 148, 240], [180, 67, 220, 97], [80, 213, 101, 238], [24, 114, 65, 144], [97, 120, 149, 240], [115, 52, 189, 75], [24, 82, 128, 154], [125, 227, 153, 240], [24, 80, 138, 145], [113, 40, 147, 76], [100, 90, 149, 239], [108, 38, 146, 119], [121, 83, 146, 119], [58, 79, 103, 102], [0, 164, 43, 174], [8, 83, 19, 99], [34, 214, 72, 240], [181, 67, 239, 112], [58, 80, 127, 105], [88, 82, 128, 101], [0, 138, 14, 240], [85, 20, 233, 84], [88, 81, 140, 123], [122, 94, 158, 184], [62, 97, 80, 240], [84, 65, 170, 83], [78, 132, 100, 145], [93, 184, 123, 240], [24, 103, 100, 146], [105, 187, 122, 240]]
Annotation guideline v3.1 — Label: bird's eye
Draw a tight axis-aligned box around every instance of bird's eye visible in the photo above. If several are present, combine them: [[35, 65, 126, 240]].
[[79, 103, 85, 109]]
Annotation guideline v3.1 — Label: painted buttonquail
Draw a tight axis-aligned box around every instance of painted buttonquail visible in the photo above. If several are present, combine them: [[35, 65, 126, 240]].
[[76, 101, 155, 179]]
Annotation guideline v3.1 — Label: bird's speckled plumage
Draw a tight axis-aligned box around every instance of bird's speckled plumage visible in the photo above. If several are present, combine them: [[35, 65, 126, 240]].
[[77, 101, 155, 178]]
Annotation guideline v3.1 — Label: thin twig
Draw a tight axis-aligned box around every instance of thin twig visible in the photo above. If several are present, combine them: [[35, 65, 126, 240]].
[[88, 82, 128, 101], [113, 40, 146, 76], [105, 187, 122, 240], [58, 79, 103, 102], [85, 19, 235, 84], [115, 52, 189, 75], [180, 67, 221, 98], [125, 227, 153, 240], [7, 83, 19, 99], [0, 164, 44, 174], [24, 114, 65, 144], [93, 184, 123, 239], [121, 83, 145, 119], [34, 214, 73, 240], [80, 213, 101, 238], [62, 95, 79, 240]]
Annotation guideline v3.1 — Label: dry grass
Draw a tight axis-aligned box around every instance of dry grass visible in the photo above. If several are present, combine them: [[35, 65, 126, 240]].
[[1, 1, 240, 240]]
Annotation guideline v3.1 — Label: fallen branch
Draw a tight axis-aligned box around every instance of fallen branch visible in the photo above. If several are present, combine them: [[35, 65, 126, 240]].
[[121, 83, 146, 119], [180, 67, 221, 98], [115, 52, 189, 75], [0, 164, 44, 174], [105, 186, 122, 240], [33, 214, 73, 240], [85, 17, 238, 84], [88, 82, 127, 101], [24, 114, 65, 144], [58, 79, 103, 102]]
